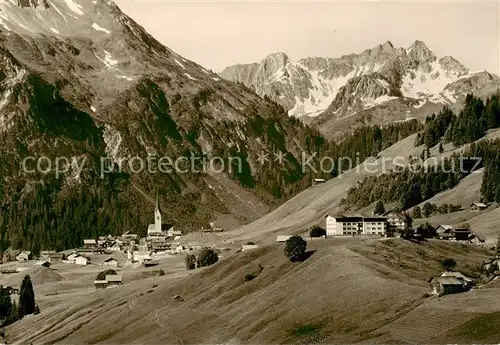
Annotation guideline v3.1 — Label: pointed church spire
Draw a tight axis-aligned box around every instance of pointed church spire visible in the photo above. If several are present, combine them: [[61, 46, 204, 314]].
[[155, 191, 159, 212], [154, 190, 162, 233]]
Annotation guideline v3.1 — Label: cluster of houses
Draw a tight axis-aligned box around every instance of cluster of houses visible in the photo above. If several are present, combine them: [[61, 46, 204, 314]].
[[429, 271, 475, 296], [321, 210, 484, 245], [435, 225, 485, 244], [93, 274, 123, 289]]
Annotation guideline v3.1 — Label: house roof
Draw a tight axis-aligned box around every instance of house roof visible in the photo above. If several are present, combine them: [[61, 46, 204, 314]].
[[382, 211, 405, 217], [83, 239, 97, 244], [471, 202, 487, 207], [75, 255, 89, 261], [432, 277, 463, 285], [440, 271, 473, 281], [103, 257, 117, 262], [328, 215, 387, 222], [105, 275, 123, 282], [437, 225, 454, 230]]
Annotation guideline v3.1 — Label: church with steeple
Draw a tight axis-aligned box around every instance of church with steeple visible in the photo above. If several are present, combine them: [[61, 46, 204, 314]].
[[147, 193, 179, 237]]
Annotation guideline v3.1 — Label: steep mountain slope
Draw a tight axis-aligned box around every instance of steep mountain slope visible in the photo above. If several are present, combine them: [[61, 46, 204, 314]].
[[4, 238, 493, 344], [0, 0, 337, 251], [220, 41, 500, 138], [224, 123, 500, 244]]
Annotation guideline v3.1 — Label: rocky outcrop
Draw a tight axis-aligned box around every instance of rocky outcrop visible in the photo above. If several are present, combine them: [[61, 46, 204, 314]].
[[220, 40, 500, 131], [0, 0, 333, 250]]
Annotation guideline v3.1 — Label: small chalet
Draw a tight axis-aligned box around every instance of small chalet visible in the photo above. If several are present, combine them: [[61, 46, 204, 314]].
[[454, 228, 472, 241], [94, 280, 108, 289], [276, 235, 292, 242], [16, 251, 32, 262], [470, 202, 487, 211], [435, 225, 455, 239], [313, 178, 326, 186], [469, 234, 485, 245], [440, 271, 474, 288], [429, 277, 465, 296], [102, 257, 118, 267], [435, 225, 472, 241], [241, 244, 259, 252], [40, 250, 57, 258], [83, 239, 98, 248], [132, 251, 151, 263], [75, 255, 90, 266], [34, 260, 51, 268], [384, 211, 407, 234], [106, 275, 123, 287], [48, 253, 65, 262]]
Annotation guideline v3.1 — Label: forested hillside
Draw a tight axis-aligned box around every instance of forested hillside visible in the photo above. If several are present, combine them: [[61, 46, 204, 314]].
[[342, 91, 500, 210]]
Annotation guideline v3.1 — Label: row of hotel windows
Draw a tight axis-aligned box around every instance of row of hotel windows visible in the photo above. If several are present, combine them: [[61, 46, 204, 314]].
[[342, 222, 385, 226], [344, 231, 384, 235]]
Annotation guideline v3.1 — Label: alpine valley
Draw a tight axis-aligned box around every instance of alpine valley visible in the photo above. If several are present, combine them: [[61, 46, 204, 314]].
[[0, 0, 341, 251]]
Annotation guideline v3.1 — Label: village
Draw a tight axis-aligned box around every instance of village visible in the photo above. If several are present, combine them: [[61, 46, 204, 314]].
[[2, 195, 234, 292], [1, 195, 500, 345], [1, 198, 498, 309]]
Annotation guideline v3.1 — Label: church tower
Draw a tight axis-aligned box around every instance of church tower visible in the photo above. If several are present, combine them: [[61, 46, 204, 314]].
[[154, 192, 162, 233]]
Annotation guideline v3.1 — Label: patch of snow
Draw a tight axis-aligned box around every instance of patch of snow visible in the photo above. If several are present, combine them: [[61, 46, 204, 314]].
[[394, 117, 417, 123], [117, 75, 135, 81], [413, 99, 427, 109], [48, 1, 69, 24], [0, 18, 11, 31], [90, 106, 96, 113], [401, 60, 467, 99], [96, 51, 118, 69], [185, 73, 196, 81], [376, 78, 390, 90], [64, 0, 84, 15], [442, 89, 457, 103], [361, 95, 398, 110], [92, 23, 111, 34], [49, 27, 59, 34], [429, 94, 448, 105], [137, 135, 157, 157], [174, 59, 185, 70], [212, 77, 220, 82], [103, 125, 122, 163], [270, 67, 288, 83], [288, 65, 355, 117], [202, 69, 209, 75]]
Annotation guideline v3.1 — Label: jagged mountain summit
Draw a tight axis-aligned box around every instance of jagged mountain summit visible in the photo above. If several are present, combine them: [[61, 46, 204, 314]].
[[0, 0, 330, 250], [220, 40, 499, 137]]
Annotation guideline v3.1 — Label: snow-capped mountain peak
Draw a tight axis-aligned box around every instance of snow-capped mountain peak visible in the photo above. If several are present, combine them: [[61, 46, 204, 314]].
[[220, 40, 499, 127], [0, 0, 126, 38]]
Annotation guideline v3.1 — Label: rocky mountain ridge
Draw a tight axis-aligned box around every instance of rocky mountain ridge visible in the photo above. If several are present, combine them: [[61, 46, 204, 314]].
[[0, 0, 333, 251], [220, 40, 499, 137]]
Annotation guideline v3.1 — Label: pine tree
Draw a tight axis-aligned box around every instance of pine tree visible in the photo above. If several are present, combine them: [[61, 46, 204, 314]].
[[412, 206, 422, 219], [438, 143, 444, 154], [18, 275, 35, 318], [0, 285, 12, 319], [374, 200, 386, 215]]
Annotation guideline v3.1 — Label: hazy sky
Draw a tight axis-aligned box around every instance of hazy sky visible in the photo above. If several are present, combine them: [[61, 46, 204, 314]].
[[118, 0, 499, 74]]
